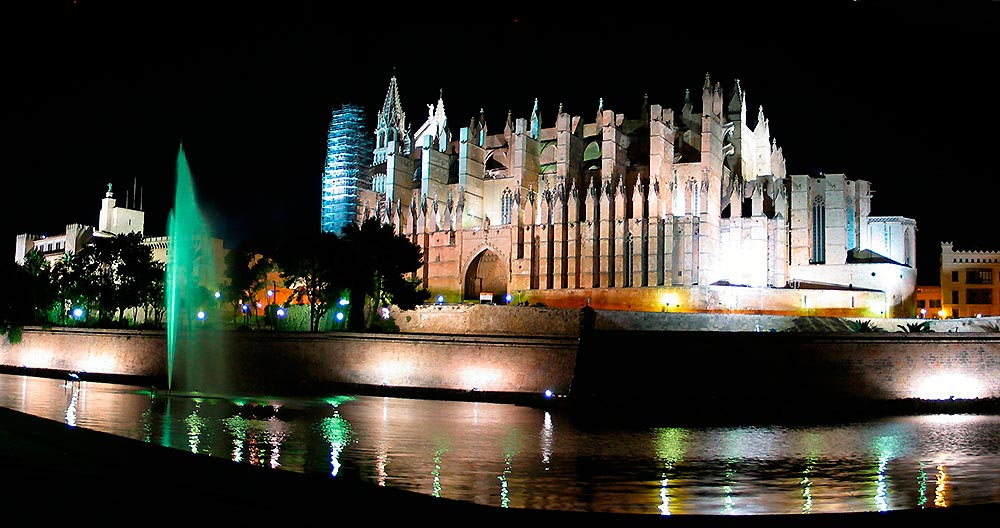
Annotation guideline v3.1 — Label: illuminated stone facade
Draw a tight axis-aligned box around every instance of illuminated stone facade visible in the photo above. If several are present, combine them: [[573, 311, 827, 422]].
[[356, 74, 917, 317], [940, 242, 1000, 318], [14, 184, 143, 266]]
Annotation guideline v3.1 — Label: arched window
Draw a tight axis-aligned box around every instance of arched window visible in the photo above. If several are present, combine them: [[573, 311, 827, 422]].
[[500, 188, 513, 225], [811, 195, 825, 264]]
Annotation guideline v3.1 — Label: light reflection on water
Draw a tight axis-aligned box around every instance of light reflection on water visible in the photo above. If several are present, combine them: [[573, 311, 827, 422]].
[[3, 372, 1000, 516]]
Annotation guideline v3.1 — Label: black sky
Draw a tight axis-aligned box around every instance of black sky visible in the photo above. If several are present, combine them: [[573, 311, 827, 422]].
[[5, 1, 998, 286]]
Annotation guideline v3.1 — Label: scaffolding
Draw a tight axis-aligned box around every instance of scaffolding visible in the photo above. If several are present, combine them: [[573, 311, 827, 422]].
[[321, 104, 372, 235]]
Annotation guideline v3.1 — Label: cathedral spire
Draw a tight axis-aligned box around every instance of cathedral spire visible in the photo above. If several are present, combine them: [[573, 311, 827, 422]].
[[530, 98, 540, 139], [728, 79, 744, 112], [374, 75, 410, 161], [377, 75, 407, 136], [435, 89, 448, 151], [478, 108, 487, 146]]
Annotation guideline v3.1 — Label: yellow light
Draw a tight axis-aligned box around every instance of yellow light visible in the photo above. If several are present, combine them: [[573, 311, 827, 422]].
[[938, 309, 947, 318]]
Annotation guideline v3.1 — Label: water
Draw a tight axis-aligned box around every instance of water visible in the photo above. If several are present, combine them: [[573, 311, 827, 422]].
[[3, 372, 999, 516], [165, 145, 224, 394]]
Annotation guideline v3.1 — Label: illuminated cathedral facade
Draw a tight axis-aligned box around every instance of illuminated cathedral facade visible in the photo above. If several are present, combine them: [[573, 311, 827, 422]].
[[351, 74, 917, 317]]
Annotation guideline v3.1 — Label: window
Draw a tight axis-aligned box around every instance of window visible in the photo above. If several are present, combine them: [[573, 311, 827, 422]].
[[952, 290, 959, 304], [623, 232, 634, 287], [967, 269, 993, 284], [931, 300, 942, 308], [967, 289, 993, 305], [811, 195, 825, 264], [952, 271, 959, 282], [500, 188, 513, 225], [917, 300, 926, 308]]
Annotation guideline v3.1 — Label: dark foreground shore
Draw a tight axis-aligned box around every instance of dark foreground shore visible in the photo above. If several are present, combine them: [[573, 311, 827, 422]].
[[2, 406, 998, 527]]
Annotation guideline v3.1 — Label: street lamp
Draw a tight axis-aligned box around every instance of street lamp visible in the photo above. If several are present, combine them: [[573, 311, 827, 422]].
[[276, 307, 286, 331]]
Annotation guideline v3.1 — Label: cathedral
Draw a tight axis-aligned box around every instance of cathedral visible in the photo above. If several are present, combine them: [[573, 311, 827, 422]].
[[349, 74, 917, 317]]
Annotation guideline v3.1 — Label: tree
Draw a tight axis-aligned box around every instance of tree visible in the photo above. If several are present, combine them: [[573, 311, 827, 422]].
[[1, 260, 34, 335], [51, 251, 87, 324], [340, 218, 430, 332], [273, 232, 346, 332], [74, 232, 155, 325], [222, 247, 273, 328], [20, 248, 56, 324]]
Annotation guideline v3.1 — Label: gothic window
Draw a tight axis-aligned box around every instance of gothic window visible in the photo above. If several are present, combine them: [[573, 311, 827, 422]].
[[623, 232, 634, 287], [500, 188, 513, 225], [811, 195, 825, 264]]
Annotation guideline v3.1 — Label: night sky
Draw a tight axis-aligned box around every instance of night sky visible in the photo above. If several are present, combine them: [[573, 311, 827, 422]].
[[5, 1, 997, 286]]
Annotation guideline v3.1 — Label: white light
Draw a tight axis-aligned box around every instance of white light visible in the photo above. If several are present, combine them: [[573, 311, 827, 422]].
[[214, 291, 221, 299], [336, 312, 344, 321], [339, 298, 350, 306], [276, 308, 286, 317], [72, 308, 84, 318], [196, 311, 206, 320], [436, 295, 445, 304], [380, 306, 390, 319], [915, 374, 984, 400], [267, 290, 274, 297], [544, 389, 554, 398]]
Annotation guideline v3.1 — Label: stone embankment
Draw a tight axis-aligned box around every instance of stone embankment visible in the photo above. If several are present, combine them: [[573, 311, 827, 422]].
[[3, 307, 1000, 423]]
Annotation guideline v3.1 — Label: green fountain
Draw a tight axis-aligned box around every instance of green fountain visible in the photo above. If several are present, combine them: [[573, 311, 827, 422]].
[[165, 145, 227, 395]]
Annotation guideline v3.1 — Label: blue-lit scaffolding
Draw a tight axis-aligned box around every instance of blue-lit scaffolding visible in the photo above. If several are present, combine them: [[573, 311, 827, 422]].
[[321, 104, 372, 235]]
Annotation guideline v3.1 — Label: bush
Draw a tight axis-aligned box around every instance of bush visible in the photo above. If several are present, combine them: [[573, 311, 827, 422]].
[[367, 316, 400, 333], [896, 321, 933, 333], [847, 319, 881, 332]]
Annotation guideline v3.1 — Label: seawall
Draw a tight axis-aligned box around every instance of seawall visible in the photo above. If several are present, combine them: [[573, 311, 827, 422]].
[[4, 307, 1000, 421]]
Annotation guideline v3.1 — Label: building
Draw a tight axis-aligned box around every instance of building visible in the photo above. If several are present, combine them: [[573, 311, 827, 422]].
[[940, 242, 1000, 318], [350, 74, 918, 317], [14, 183, 144, 266], [321, 104, 374, 235], [914, 285, 943, 318]]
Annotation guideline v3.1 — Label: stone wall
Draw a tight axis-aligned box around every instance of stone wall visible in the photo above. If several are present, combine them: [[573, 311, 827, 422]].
[[393, 304, 1000, 335], [572, 330, 1000, 420], [4, 321, 1000, 417], [0, 328, 577, 402]]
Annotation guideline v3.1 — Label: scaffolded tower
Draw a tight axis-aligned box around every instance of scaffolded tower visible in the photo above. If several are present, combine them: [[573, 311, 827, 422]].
[[321, 104, 372, 235]]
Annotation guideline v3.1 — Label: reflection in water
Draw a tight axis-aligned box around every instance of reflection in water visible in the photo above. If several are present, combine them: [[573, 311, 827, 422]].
[[3, 373, 1000, 517], [935, 465, 948, 507], [432, 439, 448, 498], [185, 400, 208, 455], [654, 428, 688, 516], [320, 413, 351, 477], [917, 461, 929, 508], [540, 411, 553, 468], [64, 381, 80, 427], [872, 433, 901, 512]]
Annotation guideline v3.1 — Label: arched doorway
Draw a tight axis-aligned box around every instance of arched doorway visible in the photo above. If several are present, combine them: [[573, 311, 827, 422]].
[[464, 249, 508, 302]]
